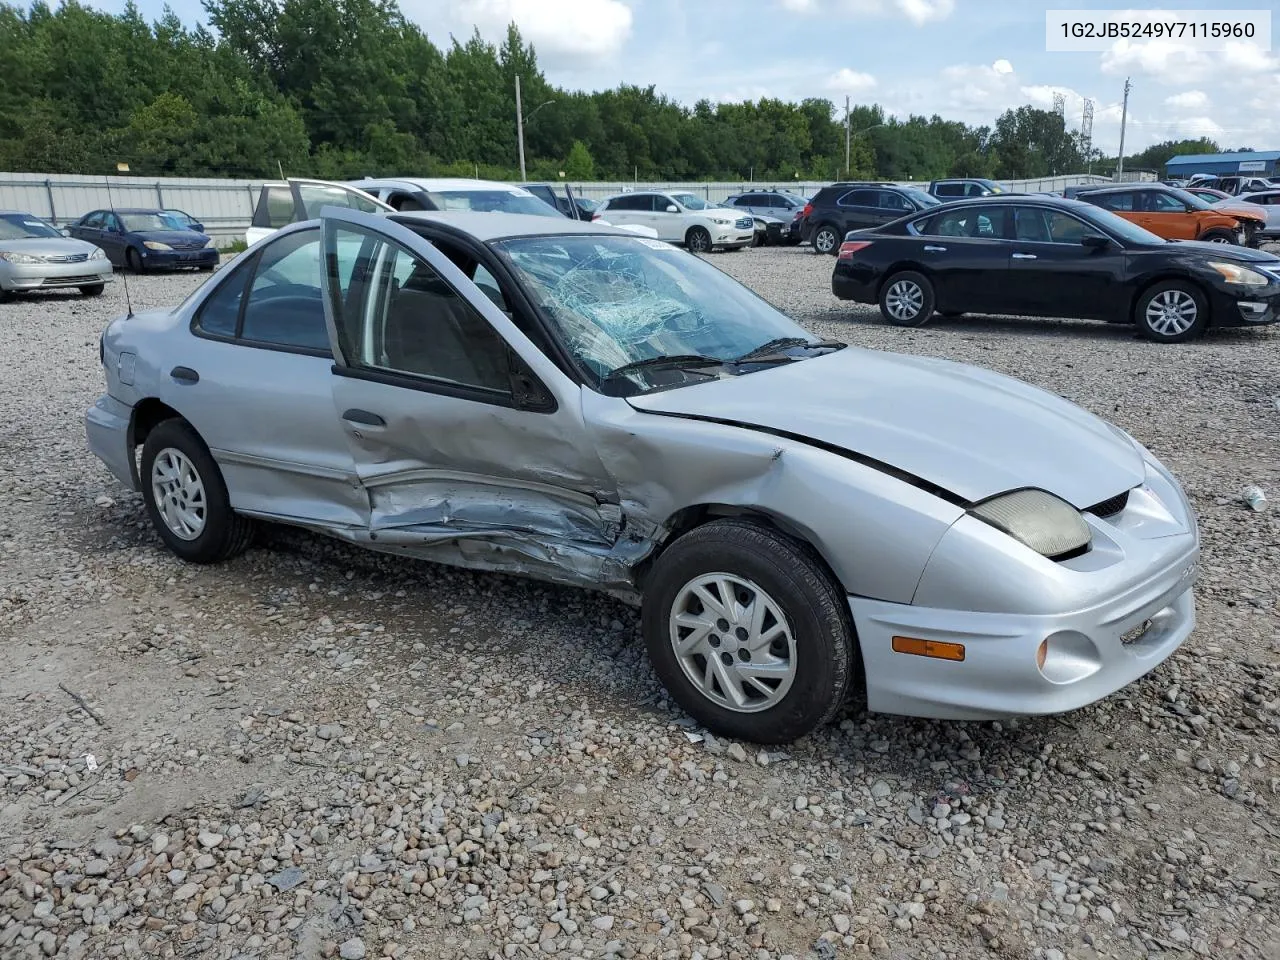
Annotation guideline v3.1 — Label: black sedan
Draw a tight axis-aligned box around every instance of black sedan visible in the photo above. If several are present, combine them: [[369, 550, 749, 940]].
[[831, 195, 1280, 343]]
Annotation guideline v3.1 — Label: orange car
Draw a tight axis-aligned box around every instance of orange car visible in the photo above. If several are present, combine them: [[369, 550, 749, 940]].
[[1076, 184, 1264, 246]]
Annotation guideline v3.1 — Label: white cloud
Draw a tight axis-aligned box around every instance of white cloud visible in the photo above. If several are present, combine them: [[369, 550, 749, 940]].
[[1164, 90, 1208, 110], [894, 0, 953, 25], [992, 58, 1013, 75], [1170, 115, 1224, 138], [825, 68, 878, 93], [774, 0, 953, 24], [438, 0, 634, 64], [1100, 38, 1277, 85]]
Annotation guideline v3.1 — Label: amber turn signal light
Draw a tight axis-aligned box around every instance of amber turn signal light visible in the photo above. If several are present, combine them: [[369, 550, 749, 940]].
[[891, 636, 965, 662], [1036, 639, 1048, 670]]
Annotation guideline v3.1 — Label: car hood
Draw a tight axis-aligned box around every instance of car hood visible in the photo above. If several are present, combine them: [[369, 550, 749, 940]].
[[0, 237, 102, 256], [1211, 200, 1268, 221], [1163, 238, 1280, 263], [626, 347, 1146, 508]]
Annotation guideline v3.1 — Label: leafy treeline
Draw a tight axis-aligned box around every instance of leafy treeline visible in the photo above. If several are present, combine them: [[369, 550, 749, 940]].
[[0, 0, 1229, 183]]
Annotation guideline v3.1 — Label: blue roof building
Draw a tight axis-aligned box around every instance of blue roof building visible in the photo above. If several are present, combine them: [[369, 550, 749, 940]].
[[1165, 150, 1280, 177]]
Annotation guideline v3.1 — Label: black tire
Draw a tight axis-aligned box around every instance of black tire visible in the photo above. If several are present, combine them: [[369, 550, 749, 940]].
[[199, 263, 215, 272], [126, 247, 144, 273], [1133, 280, 1208, 344], [686, 226, 712, 254], [878, 270, 936, 327], [812, 223, 840, 255], [79, 284, 105, 296], [140, 418, 255, 563], [641, 519, 857, 744], [1198, 228, 1237, 245]]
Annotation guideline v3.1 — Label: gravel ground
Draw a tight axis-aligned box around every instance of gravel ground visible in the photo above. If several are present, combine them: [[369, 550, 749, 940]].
[[2, 248, 1279, 960]]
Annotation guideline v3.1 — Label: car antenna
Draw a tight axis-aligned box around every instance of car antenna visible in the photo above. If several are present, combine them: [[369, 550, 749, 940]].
[[102, 173, 134, 319]]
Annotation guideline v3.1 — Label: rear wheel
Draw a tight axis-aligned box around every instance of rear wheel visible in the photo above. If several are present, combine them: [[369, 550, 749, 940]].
[[79, 283, 105, 296], [1134, 281, 1208, 343], [879, 270, 936, 327], [812, 224, 840, 255], [686, 226, 712, 254], [140, 419, 255, 563], [642, 519, 856, 744]]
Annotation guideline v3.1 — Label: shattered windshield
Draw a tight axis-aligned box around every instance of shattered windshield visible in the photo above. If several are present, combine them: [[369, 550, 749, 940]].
[[670, 193, 715, 210], [494, 235, 822, 392]]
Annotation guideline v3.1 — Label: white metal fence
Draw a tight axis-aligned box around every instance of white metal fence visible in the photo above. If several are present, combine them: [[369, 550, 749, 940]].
[[0, 171, 1117, 247]]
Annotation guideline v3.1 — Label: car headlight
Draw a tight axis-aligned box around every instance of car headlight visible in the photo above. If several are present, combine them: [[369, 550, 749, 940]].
[[0, 251, 45, 264], [89, 247, 107, 260], [143, 241, 173, 251], [969, 489, 1091, 559], [1207, 261, 1267, 285]]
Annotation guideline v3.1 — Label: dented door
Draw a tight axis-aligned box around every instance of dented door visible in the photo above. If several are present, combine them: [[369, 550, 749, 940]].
[[315, 207, 627, 589]]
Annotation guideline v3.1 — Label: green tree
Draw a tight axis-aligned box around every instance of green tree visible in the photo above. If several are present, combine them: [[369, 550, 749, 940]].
[[564, 140, 595, 179]]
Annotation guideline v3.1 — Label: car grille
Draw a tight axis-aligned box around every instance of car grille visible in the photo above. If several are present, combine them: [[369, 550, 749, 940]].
[[170, 239, 207, 250], [41, 275, 100, 286], [1086, 489, 1130, 517], [735, 217, 753, 230], [44, 253, 89, 263]]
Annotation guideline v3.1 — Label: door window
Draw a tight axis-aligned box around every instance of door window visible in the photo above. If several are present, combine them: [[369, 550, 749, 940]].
[[193, 260, 252, 338], [1092, 192, 1135, 212], [239, 230, 332, 352], [296, 183, 384, 219], [256, 186, 295, 228], [1012, 207, 1089, 243], [103, 213, 122, 232], [388, 191, 429, 211], [933, 182, 964, 197], [326, 224, 512, 396], [1147, 192, 1186, 212], [838, 189, 879, 207], [82, 212, 105, 229], [876, 191, 911, 212], [926, 206, 1008, 238]]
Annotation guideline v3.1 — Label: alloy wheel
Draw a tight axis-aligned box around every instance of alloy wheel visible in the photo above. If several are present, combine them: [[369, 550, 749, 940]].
[[150, 447, 207, 540], [885, 279, 924, 321], [668, 573, 797, 713], [1144, 289, 1198, 336], [814, 228, 837, 254]]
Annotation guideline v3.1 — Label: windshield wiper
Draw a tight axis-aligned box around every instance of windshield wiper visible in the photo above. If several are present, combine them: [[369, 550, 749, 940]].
[[602, 354, 728, 383], [734, 337, 845, 363]]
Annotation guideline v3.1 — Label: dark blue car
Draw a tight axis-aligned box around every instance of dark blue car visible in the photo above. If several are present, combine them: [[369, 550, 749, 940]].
[[67, 208, 219, 272]]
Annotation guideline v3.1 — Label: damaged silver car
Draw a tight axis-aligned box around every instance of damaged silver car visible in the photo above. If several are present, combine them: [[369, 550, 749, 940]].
[[86, 208, 1201, 743]]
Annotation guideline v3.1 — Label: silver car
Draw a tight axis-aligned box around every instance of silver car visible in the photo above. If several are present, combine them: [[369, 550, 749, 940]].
[[85, 208, 1200, 743], [0, 210, 113, 298], [1238, 189, 1280, 239]]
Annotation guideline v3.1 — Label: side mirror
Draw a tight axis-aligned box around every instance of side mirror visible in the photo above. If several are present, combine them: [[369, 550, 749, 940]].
[[665, 204, 679, 213], [1081, 234, 1110, 250], [507, 348, 556, 413]]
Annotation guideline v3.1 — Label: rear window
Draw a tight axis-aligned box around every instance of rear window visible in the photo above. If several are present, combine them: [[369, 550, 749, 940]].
[[933, 182, 964, 197], [254, 186, 295, 229]]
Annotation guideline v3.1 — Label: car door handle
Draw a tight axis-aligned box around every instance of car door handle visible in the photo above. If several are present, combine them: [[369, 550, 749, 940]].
[[170, 366, 199, 383], [923, 245, 947, 252], [342, 408, 385, 426], [1012, 253, 1038, 259]]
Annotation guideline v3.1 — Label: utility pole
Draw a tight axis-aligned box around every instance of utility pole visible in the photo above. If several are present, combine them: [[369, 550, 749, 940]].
[[844, 96, 851, 178], [515, 75, 526, 181], [1114, 77, 1131, 181]]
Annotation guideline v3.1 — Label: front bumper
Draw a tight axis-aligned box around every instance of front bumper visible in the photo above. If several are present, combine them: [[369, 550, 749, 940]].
[[140, 246, 219, 268], [85, 394, 137, 490], [0, 258, 113, 291], [711, 227, 755, 247], [850, 548, 1197, 720], [1206, 278, 1280, 327]]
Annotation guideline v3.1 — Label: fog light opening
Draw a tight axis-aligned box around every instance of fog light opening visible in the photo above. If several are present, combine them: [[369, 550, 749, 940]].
[[1036, 639, 1048, 670], [891, 636, 965, 662]]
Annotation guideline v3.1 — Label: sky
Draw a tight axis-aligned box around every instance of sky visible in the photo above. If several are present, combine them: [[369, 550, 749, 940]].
[[89, 0, 1278, 156]]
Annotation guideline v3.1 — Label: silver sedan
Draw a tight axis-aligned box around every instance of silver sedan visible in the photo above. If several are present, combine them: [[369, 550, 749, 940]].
[[85, 206, 1200, 744], [0, 210, 113, 297]]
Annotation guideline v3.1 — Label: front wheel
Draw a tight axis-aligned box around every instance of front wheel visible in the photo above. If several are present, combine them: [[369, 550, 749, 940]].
[[642, 520, 856, 744], [1199, 229, 1237, 244], [125, 247, 144, 273], [686, 226, 711, 254], [1134, 281, 1208, 343], [879, 270, 936, 327], [140, 419, 255, 563], [812, 224, 840, 255]]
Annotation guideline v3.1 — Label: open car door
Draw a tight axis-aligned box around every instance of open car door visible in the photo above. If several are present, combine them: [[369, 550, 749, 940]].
[[245, 178, 395, 247]]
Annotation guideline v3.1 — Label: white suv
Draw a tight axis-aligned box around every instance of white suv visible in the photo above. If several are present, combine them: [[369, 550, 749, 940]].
[[593, 191, 754, 252]]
